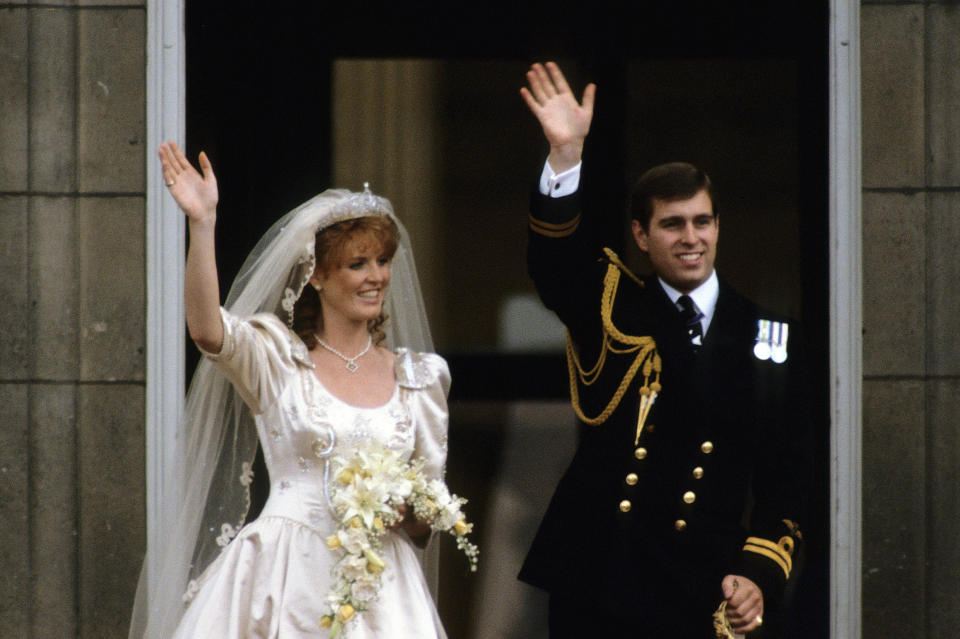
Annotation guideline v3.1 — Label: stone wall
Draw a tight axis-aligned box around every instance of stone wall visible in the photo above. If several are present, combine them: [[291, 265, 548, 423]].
[[861, 2, 960, 638], [0, 2, 146, 637], [3, 1, 960, 637]]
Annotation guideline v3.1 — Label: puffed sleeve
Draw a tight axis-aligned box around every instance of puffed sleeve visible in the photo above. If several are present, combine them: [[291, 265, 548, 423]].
[[396, 349, 451, 482], [198, 307, 312, 415]]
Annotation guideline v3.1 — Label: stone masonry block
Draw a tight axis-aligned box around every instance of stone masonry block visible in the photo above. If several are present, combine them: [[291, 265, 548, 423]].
[[861, 4, 925, 188], [862, 192, 925, 376], [927, 379, 960, 638], [78, 0, 145, 6], [29, 384, 78, 638], [0, 196, 30, 380], [29, 196, 80, 380], [927, 192, 960, 375], [0, 8, 28, 191], [928, 4, 960, 187], [862, 378, 926, 639], [78, 383, 144, 639], [29, 7, 77, 192], [77, 9, 145, 192], [0, 384, 29, 638], [78, 196, 144, 381]]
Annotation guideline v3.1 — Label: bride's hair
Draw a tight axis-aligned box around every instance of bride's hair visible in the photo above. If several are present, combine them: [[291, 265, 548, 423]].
[[292, 215, 400, 348]]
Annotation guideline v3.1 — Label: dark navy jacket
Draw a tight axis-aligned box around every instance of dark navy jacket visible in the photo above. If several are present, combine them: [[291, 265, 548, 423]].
[[519, 188, 811, 636]]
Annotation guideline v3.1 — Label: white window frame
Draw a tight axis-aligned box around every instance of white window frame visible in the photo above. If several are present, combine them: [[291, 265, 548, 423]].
[[144, 0, 862, 633], [829, 1, 862, 637], [145, 0, 185, 602]]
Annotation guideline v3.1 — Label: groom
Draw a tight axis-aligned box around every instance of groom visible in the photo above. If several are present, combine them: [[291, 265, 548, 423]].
[[517, 62, 811, 638]]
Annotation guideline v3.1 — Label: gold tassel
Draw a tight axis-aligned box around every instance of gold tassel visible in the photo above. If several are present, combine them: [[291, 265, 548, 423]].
[[712, 601, 739, 639]]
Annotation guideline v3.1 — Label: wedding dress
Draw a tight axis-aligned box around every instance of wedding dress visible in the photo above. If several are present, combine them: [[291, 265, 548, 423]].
[[171, 309, 450, 639]]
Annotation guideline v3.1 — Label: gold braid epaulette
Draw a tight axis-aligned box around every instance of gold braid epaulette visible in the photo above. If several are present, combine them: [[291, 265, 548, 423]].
[[566, 249, 661, 427]]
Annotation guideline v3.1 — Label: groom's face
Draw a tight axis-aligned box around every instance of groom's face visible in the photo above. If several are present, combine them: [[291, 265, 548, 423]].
[[632, 189, 719, 293]]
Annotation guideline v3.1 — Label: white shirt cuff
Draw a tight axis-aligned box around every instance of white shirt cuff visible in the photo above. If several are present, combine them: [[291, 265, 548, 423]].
[[538, 160, 582, 198]]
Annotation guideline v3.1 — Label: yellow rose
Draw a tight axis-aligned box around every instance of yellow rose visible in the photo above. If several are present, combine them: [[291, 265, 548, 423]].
[[454, 520, 471, 536], [336, 468, 354, 485], [337, 604, 355, 623], [349, 516, 363, 528], [373, 516, 384, 531], [325, 535, 341, 550], [364, 548, 386, 574], [318, 615, 333, 628]]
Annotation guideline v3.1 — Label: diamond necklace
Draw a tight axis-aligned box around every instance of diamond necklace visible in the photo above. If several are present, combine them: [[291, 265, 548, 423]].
[[314, 334, 372, 373]]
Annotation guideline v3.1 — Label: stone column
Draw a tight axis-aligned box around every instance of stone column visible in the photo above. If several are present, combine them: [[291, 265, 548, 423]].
[[0, 3, 147, 637], [861, 2, 960, 637]]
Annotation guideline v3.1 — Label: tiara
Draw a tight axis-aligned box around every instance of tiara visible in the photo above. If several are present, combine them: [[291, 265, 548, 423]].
[[326, 182, 392, 223]]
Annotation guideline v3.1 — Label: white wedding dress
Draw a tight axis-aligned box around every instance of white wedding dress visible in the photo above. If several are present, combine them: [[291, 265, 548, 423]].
[[172, 309, 451, 639]]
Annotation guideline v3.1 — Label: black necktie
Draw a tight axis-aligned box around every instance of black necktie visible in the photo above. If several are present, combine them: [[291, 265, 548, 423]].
[[677, 295, 704, 350]]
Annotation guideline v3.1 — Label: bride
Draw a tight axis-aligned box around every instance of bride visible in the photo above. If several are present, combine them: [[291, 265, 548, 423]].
[[128, 142, 452, 638]]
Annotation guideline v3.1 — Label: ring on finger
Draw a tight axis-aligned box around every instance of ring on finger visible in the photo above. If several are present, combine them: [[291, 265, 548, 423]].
[[755, 615, 763, 626]]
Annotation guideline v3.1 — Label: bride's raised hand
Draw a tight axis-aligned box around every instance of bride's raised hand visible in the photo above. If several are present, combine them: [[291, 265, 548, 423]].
[[159, 141, 218, 224]]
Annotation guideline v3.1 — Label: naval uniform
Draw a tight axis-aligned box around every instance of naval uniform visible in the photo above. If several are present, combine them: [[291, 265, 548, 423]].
[[518, 183, 811, 638]]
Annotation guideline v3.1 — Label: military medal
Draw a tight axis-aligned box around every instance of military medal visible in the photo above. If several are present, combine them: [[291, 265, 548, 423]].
[[754, 319, 788, 364], [753, 319, 772, 360], [771, 322, 789, 363]]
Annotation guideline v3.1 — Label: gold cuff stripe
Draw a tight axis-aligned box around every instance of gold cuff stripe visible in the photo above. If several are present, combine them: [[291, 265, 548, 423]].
[[529, 214, 581, 237], [743, 544, 791, 579], [529, 214, 581, 231], [743, 537, 792, 579], [745, 536, 795, 561]]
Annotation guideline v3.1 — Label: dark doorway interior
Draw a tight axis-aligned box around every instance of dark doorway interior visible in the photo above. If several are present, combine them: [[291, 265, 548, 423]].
[[186, 3, 829, 638]]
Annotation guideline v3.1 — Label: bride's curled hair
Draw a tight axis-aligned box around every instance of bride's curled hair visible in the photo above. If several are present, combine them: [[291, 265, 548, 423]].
[[292, 216, 400, 349]]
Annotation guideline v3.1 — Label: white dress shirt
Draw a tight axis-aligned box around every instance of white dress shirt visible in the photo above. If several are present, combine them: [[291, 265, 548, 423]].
[[538, 160, 582, 197], [657, 272, 720, 340]]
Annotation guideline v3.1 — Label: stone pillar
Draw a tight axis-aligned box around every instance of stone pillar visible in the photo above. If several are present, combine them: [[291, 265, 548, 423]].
[[861, 2, 960, 637], [0, 3, 147, 638], [923, 6, 960, 636]]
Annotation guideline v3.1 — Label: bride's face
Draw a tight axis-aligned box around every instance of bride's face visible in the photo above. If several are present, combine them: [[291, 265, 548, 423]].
[[312, 236, 391, 325]]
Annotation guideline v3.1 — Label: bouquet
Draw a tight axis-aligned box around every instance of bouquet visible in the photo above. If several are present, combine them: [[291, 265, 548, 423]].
[[319, 441, 478, 637]]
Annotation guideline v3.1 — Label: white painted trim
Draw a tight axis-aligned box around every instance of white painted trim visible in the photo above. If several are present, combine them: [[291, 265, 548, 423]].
[[141, 5, 861, 634], [145, 0, 186, 602], [829, 1, 862, 637]]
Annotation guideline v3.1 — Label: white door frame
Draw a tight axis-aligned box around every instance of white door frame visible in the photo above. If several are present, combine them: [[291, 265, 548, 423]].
[[144, 0, 185, 602], [828, 1, 862, 637], [144, 1, 862, 633]]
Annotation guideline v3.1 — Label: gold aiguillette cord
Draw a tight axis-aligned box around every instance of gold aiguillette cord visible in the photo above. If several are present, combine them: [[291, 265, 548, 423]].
[[634, 354, 661, 445]]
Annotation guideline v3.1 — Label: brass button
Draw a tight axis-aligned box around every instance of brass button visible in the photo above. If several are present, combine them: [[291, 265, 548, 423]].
[[683, 491, 696, 504], [701, 441, 714, 454], [619, 500, 632, 513], [625, 473, 638, 486], [693, 467, 704, 479], [635, 447, 648, 460], [675, 519, 687, 531]]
